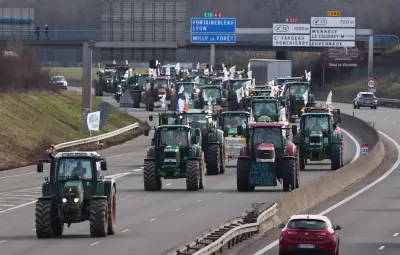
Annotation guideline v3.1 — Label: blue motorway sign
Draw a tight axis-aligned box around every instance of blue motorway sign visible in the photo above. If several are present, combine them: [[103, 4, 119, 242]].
[[191, 34, 236, 43], [191, 18, 236, 33]]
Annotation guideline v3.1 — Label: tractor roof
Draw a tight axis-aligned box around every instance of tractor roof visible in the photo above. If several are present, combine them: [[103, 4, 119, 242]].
[[221, 111, 250, 116], [303, 107, 330, 113], [201, 85, 221, 89], [55, 151, 101, 158], [248, 122, 286, 128], [177, 82, 195, 85], [157, 125, 191, 130], [285, 81, 310, 85], [159, 111, 178, 115], [155, 76, 169, 80]]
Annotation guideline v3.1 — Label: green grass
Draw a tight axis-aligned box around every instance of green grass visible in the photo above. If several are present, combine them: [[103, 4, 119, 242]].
[[44, 67, 148, 80], [0, 90, 145, 170]]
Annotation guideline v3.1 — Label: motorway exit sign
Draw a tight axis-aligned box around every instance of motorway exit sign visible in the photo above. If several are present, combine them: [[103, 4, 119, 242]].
[[326, 11, 341, 16], [191, 17, 236, 43]]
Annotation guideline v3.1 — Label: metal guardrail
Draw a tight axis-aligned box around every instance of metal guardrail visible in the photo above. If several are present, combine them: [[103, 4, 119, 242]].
[[54, 123, 139, 150], [168, 202, 277, 255]]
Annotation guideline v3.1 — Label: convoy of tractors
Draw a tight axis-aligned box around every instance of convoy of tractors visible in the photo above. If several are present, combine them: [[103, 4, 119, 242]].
[[34, 63, 344, 238]]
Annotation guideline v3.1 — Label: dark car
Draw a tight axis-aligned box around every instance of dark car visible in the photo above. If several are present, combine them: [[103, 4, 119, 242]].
[[354, 92, 377, 109], [279, 214, 341, 255]]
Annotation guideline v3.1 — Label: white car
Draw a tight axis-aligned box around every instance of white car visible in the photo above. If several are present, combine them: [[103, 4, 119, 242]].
[[51, 76, 68, 90]]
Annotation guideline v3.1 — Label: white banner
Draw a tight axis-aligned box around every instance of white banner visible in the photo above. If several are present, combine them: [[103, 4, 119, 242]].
[[87, 111, 101, 131]]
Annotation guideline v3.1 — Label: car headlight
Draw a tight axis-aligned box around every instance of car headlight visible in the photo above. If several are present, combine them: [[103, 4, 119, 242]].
[[64, 82, 67, 86], [62, 198, 67, 203], [374, 100, 377, 103], [73, 198, 79, 203]]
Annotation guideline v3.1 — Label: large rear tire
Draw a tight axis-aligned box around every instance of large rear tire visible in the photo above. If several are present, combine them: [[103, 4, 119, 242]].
[[90, 199, 108, 237], [331, 144, 341, 170], [205, 144, 220, 175], [282, 158, 295, 192], [186, 160, 200, 191], [107, 186, 116, 235], [236, 159, 251, 192], [144, 161, 161, 191], [35, 200, 54, 238]]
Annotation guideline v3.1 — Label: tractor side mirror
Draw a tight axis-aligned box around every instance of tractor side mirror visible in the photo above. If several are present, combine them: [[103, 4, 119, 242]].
[[144, 128, 150, 136], [100, 161, 107, 171], [292, 125, 297, 136], [278, 223, 285, 228], [149, 115, 153, 121], [37, 162, 44, 173], [334, 225, 341, 230], [237, 125, 243, 136]]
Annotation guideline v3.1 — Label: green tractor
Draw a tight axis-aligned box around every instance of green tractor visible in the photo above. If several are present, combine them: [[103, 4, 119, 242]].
[[178, 110, 226, 175], [292, 107, 343, 171], [35, 150, 116, 238], [126, 74, 150, 108], [219, 111, 250, 160], [95, 65, 117, 96], [194, 85, 227, 112], [143, 125, 205, 191], [236, 122, 300, 192], [280, 81, 316, 122], [249, 97, 284, 122]]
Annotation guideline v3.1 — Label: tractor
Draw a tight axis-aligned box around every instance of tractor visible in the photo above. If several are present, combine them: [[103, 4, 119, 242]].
[[177, 110, 226, 175], [35, 150, 116, 238], [236, 122, 300, 192], [95, 65, 117, 96], [194, 85, 227, 112], [224, 78, 252, 111], [249, 97, 284, 122], [280, 81, 316, 122], [292, 107, 343, 171], [219, 111, 250, 160], [175, 82, 200, 109], [143, 125, 205, 191], [127, 74, 150, 108]]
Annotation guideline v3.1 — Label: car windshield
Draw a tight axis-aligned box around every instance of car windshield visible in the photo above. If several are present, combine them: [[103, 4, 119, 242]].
[[361, 93, 374, 98], [178, 83, 195, 94], [224, 115, 247, 129], [52, 76, 65, 81], [304, 116, 330, 131], [56, 158, 92, 180], [203, 88, 221, 101], [287, 219, 328, 230], [289, 84, 308, 95], [183, 114, 207, 129], [252, 127, 282, 147], [159, 130, 188, 147], [253, 102, 277, 116]]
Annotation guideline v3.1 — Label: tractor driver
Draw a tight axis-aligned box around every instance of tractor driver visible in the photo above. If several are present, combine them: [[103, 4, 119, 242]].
[[257, 103, 274, 116], [162, 130, 186, 147], [305, 117, 329, 131], [71, 161, 87, 179]]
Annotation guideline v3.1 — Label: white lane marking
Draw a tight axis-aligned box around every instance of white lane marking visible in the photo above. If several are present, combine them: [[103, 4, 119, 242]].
[[3, 197, 34, 200], [107, 152, 133, 159], [0, 240, 6, 243], [32, 228, 35, 231], [140, 166, 144, 169], [0, 204, 15, 207], [121, 229, 130, 233], [0, 172, 36, 180], [379, 246, 385, 250], [393, 233, 399, 236], [165, 183, 172, 186], [132, 169, 142, 172], [120, 198, 126, 201], [0, 201, 36, 214], [216, 192, 222, 194], [342, 129, 361, 163], [174, 208, 182, 212], [196, 200, 202, 203], [149, 218, 157, 221], [90, 242, 99, 246], [253, 131, 400, 254]]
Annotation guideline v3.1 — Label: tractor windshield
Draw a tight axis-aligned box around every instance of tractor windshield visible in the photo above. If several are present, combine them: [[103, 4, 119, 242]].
[[304, 115, 330, 131], [183, 114, 207, 129], [289, 84, 308, 96], [224, 115, 247, 129], [154, 79, 168, 89], [104, 71, 113, 78], [231, 80, 247, 91], [252, 127, 282, 147], [202, 88, 221, 101], [253, 102, 277, 116], [198, 77, 207, 85], [160, 130, 188, 147], [56, 158, 93, 180], [178, 83, 196, 95]]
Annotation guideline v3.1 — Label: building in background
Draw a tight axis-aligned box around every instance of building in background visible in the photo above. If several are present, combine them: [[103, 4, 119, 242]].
[[0, 8, 34, 36]]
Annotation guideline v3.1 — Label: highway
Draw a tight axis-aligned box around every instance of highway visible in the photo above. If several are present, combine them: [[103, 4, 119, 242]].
[[0, 95, 360, 255], [238, 102, 400, 255]]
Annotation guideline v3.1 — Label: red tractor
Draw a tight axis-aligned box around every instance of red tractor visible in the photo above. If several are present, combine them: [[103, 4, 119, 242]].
[[236, 122, 300, 192]]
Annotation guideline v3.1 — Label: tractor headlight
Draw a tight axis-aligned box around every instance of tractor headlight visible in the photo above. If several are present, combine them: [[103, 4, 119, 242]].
[[73, 198, 79, 203], [196, 89, 200, 93], [62, 198, 67, 203], [305, 137, 309, 143]]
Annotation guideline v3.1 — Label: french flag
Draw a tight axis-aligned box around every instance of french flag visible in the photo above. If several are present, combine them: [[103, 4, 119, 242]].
[[176, 93, 189, 111]]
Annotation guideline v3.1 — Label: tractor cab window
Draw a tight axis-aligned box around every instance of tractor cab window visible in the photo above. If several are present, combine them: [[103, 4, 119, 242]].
[[304, 116, 330, 131], [224, 115, 247, 129], [202, 88, 221, 101], [154, 79, 168, 89], [253, 102, 277, 116], [252, 127, 282, 147], [198, 77, 207, 85], [178, 83, 195, 95], [159, 130, 188, 147], [56, 158, 93, 180], [183, 114, 207, 130], [289, 84, 308, 96]]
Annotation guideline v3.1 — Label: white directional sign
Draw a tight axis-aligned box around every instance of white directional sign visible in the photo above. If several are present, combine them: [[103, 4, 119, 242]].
[[310, 28, 355, 40], [273, 23, 310, 34], [311, 17, 356, 27], [273, 35, 310, 47], [310, 41, 355, 47]]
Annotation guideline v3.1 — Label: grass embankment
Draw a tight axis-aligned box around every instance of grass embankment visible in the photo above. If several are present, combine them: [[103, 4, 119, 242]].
[[45, 67, 148, 80], [0, 90, 145, 170]]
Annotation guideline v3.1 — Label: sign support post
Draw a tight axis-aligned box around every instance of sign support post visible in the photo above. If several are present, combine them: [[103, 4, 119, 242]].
[[210, 43, 215, 67], [82, 41, 94, 135], [368, 32, 374, 78]]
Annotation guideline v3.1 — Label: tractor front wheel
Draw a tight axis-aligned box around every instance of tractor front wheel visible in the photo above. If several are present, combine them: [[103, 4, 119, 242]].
[[205, 144, 220, 175], [282, 158, 295, 192], [35, 200, 55, 238], [199, 152, 205, 190], [89, 199, 108, 237], [186, 160, 200, 191], [237, 159, 252, 192], [107, 186, 116, 235], [331, 144, 342, 170], [144, 161, 161, 191]]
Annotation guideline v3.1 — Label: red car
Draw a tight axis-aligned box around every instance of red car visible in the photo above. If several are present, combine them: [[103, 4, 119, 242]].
[[278, 214, 341, 255]]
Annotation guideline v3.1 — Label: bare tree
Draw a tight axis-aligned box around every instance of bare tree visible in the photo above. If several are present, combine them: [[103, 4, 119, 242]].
[[254, 0, 302, 22]]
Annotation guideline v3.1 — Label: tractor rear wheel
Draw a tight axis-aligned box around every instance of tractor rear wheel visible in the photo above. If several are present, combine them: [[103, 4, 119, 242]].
[[35, 200, 54, 238], [331, 145, 341, 170], [186, 160, 200, 191], [282, 158, 295, 192], [294, 150, 300, 189], [237, 159, 251, 192], [107, 186, 116, 235], [205, 144, 220, 175], [144, 161, 161, 191], [90, 199, 108, 237]]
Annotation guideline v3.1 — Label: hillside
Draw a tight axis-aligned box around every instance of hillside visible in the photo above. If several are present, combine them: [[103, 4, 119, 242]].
[[0, 90, 142, 170]]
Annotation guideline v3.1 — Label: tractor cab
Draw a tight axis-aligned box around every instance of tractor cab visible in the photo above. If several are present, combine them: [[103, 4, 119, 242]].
[[154, 76, 170, 100], [236, 122, 299, 192], [249, 97, 282, 122], [302, 106, 342, 125], [220, 111, 250, 136], [176, 82, 199, 100], [196, 85, 226, 111], [281, 81, 315, 122], [177, 109, 217, 131]]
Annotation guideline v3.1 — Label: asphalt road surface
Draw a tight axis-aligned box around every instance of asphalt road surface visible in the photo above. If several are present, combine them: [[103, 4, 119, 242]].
[[238, 102, 400, 255], [0, 96, 360, 255]]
